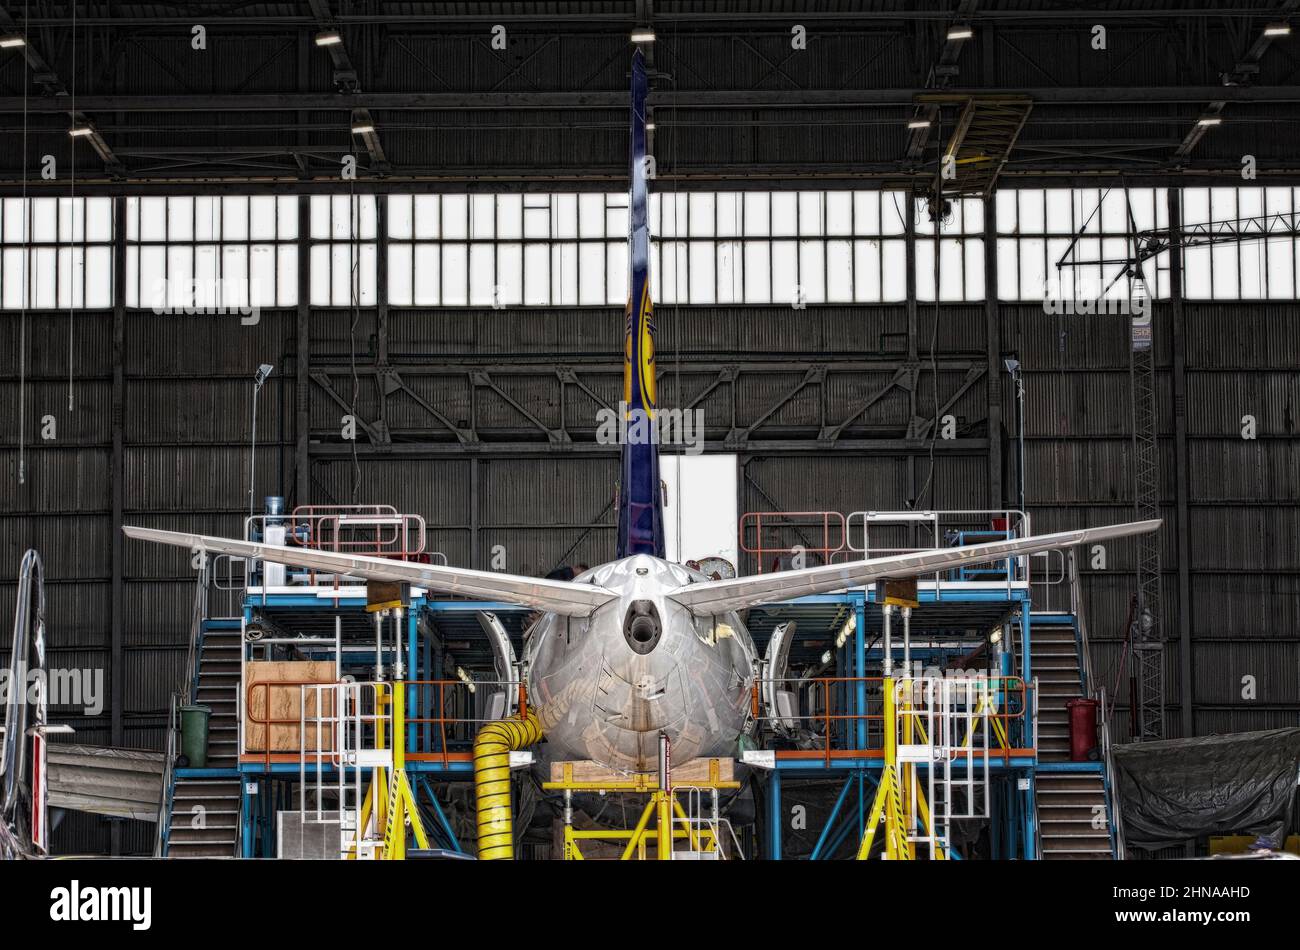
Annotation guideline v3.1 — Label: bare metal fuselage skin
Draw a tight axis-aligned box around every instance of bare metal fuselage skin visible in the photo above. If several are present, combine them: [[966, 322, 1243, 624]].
[[524, 555, 756, 773]]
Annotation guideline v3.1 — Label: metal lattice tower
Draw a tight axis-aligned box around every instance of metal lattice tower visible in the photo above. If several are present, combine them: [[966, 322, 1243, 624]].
[[1059, 187, 1168, 741], [1127, 251, 1166, 742]]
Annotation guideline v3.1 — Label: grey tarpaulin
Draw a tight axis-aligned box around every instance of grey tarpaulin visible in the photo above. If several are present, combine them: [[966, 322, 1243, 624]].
[[1111, 727, 1300, 849]]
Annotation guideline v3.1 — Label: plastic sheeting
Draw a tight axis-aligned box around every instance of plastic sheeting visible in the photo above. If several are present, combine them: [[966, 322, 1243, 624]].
[[1112, 727, 1300, 849]]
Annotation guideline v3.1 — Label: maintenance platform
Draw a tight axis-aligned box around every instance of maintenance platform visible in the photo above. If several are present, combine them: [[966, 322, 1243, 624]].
[[157, 502, 1122, 861]]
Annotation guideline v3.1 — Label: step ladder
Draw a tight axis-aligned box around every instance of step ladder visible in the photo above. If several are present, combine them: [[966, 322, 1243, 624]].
[[1030, 615, 1115, 860], [894, 676, 993, 859]]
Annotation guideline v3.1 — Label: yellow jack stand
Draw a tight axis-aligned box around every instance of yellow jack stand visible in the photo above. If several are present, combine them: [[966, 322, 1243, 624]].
[[543, 759, 740, 860]]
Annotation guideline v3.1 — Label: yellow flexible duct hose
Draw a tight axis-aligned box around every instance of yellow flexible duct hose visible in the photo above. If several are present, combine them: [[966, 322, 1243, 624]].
[[473, 711, 542, 860]]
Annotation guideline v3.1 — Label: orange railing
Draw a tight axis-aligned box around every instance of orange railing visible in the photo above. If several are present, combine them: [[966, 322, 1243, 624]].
[[756, 675, 1031, 766], [739, 511, 846, 574], [243, 679, 342, 770], [241, 504, 446, 596], [402, 679, 527, 768], [242, 677, 525, 769]]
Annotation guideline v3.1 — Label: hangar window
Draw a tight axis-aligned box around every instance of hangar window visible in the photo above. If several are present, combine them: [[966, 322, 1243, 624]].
[[124, 196, 299, 311], [388, 192, 627, 306], [1178, 186, 1300, 300], [651, 189, 914, 304], [0, 197, 114, 309], [914, 197, 986, 302], [387, 189, 925, 307], [309, 195, 377, 307], [995, 187, 1171, 301]]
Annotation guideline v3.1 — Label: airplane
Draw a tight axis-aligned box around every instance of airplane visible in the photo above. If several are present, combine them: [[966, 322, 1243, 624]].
[[123, 50, 1159, 775]]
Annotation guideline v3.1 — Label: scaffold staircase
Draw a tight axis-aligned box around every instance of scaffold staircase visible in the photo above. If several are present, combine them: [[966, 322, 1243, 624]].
[[161, 563, 244, 858], [1030, 553, 1121, 860]]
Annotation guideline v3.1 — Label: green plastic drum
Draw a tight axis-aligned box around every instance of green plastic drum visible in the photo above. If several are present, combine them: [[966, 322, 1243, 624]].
[[179, 705, 212, 769]]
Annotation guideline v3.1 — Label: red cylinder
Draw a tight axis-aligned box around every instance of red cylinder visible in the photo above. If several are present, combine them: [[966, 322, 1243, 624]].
[[1066, 698, 1100, 762]]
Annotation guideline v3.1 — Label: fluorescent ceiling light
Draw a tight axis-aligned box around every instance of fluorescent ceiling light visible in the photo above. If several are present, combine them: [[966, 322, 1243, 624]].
[[645, 121, 655, 131], [315, 30, 342, 46], [1197, 116, 1223, 127], [68, 124, 94, 137], [908, 119, 931, 129], [1264, 23, 1291, 36], [351, 122, 375, 135], [630, 29, 655, 43], [0, 34, 26, 48], [947, 26, 974, 40]]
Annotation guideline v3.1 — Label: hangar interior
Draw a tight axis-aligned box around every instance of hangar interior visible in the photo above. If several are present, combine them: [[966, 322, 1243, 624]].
[[1, 2, 1299, 861]]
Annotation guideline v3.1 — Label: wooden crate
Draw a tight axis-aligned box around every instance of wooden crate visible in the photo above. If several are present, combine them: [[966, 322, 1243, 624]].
[[244, 661, 337, 753]]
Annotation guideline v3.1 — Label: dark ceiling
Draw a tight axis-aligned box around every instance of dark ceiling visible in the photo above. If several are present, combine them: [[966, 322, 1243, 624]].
[[1, 1, 1299, 191]]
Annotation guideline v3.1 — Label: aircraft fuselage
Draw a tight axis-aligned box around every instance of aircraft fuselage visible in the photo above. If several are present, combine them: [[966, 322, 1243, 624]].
[[523, 555, 757, 772]]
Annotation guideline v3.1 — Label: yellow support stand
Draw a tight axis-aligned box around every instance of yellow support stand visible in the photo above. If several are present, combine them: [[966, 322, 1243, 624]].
[[856, 676, 945, 861], [347, 681, 429, 860], [543, 759, 738, 860]]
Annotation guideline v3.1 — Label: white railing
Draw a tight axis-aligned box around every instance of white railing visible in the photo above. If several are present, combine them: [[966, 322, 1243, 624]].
[[299, 681, 393, 860], [843, 508, 1035, 597], [895, 676, 994, 858]]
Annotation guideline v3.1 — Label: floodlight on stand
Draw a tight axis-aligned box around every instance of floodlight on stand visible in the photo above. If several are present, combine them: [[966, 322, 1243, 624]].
[[315, 30, 342, 46], [249, 363, 274, 521], [1003, 357, 1020, 376]]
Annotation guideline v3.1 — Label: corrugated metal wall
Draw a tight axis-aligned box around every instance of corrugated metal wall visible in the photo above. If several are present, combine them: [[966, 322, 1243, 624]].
[[1004, 301, 1300, 740], [4, 257, 1299, 856]]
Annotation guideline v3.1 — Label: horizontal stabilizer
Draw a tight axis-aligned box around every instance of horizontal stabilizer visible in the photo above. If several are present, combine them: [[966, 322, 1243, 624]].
[[122, 526, 619, 617], [667, 519, 1161, 615]]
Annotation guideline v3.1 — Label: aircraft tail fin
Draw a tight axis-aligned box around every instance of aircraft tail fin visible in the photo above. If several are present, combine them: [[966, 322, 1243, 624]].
[[616, 48, 665, 559]]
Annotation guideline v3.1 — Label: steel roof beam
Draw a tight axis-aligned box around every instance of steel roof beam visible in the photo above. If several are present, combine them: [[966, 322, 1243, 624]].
[[0, 4, 122, 175], [2, 85, 1300, 113]]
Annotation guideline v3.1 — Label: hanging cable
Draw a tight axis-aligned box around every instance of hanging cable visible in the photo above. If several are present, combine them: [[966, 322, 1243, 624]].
[[67, 1, 76, 411], [669, 21, 683, 562], [16, 0, 29, 486], [916, 112, 944, 509], [348, 174, 362, 502]]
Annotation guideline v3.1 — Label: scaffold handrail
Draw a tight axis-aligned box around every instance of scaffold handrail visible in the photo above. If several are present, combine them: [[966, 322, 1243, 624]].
[[240, 677, 527, 767], [738, 508, 1039, 591], [754, 674, 1029, 766], [739, 510, 847, 574]]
